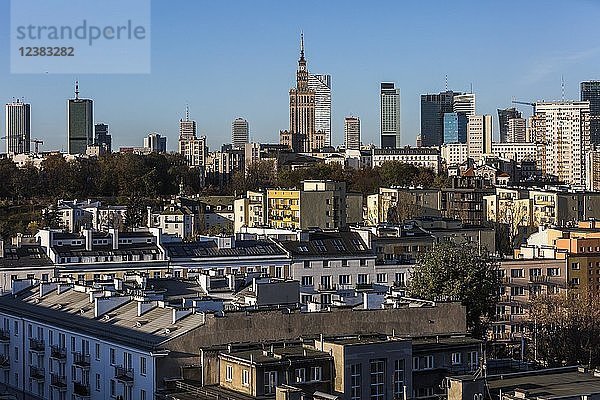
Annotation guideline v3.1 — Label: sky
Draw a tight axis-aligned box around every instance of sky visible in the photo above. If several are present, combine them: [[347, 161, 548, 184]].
[[1, 0, 600, 152]]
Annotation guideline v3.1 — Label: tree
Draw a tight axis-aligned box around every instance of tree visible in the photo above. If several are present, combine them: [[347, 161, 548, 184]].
[[528, 292, 600, 368], [408, 241, 500, 337]]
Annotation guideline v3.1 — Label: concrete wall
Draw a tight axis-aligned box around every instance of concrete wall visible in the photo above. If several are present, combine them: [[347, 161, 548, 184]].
[[165, 303, 466, 353]]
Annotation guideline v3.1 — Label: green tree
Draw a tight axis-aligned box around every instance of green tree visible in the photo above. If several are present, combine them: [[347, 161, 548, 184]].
[[408, 241, 500, 337]]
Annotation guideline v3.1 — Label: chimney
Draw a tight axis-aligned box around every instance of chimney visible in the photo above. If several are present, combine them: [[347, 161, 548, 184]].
[[147, 206, 152, 228], [0, 239, 4, 259], [83, 229, 93, 251], [109, 228, 118, 250], [13, 233, 23, 248]]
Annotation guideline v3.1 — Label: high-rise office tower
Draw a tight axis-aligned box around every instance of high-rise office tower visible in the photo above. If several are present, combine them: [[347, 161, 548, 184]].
[[452, 93, 476, 116], [68, 81, 94, 155], [309, 74, 331, 147], [581, 81, 600, 146], [443, 112, 468, 144], [144, 132, 167, 153], [94, 123, 112, 153], [497, 107, 522, 143], [507, 118, 527, 143], [467, 114, 492, 162], [420, 90, 460, 147], [231, 118, 249, 149], [530, 101, 590, 187], [380, 82, 401, 148], [178, 106, 207, 167], [280, 34, 324, 153], [4, 99, 31, 154], [344, 116, 361, 150]]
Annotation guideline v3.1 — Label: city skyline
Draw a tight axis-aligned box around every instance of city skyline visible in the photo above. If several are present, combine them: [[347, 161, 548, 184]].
[[1, 1, 600, 152]]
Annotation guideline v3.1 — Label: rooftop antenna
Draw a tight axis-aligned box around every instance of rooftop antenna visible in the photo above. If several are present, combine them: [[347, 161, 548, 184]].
[[185, 104, 190, 121], [445, 74, 448, 91], [470, 82, 473, 94], [75, 80, 79, 99], [561, 75, 565, 101], [300, 31, 305, 60]]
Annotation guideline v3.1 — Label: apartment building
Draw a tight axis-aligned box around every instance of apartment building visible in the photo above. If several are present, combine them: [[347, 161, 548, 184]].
[[0, 278, 206, 400], [233, 191, 267, 232]]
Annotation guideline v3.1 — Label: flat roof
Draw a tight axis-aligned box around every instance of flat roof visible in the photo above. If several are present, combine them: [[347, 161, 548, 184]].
[[487, 368, 600, 396]]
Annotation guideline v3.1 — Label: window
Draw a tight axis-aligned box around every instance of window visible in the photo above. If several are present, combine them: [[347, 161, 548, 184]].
[[393, 359, 405, 398], [95, 373, 101, 391], [110, 379, 116, 397], [548, 268, 560, 276], [376, 273, 387, 283], [451, 352, 462, 365], [357, 274, 368, 284], [571, 278, 580, 285], [140, 357, 147, 376], [71, 337, 75, 352], [310, 366, 322, 381], [571, 262, 580, 270], [242, 369, 249, 386], [323, 260, 330, 268], [339, 275, 351, 285], [264, 371, 277, 394], [314, 240, 327, 253], [468, 351, 478, 369], [13, 321, 18, 336], [141, 389, 147, 400], [304, 261, 311, 269], [225, 365, 233, 382], [295, 368, 305, 383], [350, 363, 361, 400], [395, 272, 405, 286], [109, 348, 115, 365], [95, 343, 100, 360], [370, 359, 385, 400], [510, 269, 524, 278], [301, 276, 313, 286]]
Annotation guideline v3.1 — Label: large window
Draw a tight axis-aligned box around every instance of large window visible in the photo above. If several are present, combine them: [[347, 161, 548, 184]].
[[350, 364, 361, 400], [225, 365, 233, 382], [264, 371, 277, 394], [310, 366, 322, 381], [242, 369, 249, 386], [370, 359, 385, 400], [394, 359, 405, 399], [295, 368, 305, 383]]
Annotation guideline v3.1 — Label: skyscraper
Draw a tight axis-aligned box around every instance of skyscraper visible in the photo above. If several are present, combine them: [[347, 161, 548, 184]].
[[68, 82, 94, 155], [420, 91, 460, 147], [443, 112, 467, 144], [452, 93, 476, 116], [94, 123, 112, 153], [380, 82, 401, 148], [231, 118, 249, 149], [530, 101, 590, 187], [309, 74, 331, 147], [467, 114, 492, 162], [4, 99, 31, 154], [507, 118, 527, 143], [178, 106, 207, 167], [280, 34, 324, 153], [497, 107, 522, 142], [344, 116, 361, 150], [581, 81, 600, 146], [144, 132, 167, 153]]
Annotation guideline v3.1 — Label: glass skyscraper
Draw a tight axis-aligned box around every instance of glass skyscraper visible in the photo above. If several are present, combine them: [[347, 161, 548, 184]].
[[581, 81, 600, 146], [5, 99, 31, 154], [420, 90, 460, 147], [68, 82, 93, 155], [380, 82, 401, 148], [443, 112, 467, 144]]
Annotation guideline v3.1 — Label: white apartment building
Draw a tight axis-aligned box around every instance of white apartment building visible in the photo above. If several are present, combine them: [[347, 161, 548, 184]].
[[441, 143, 468, 167], [467, 115, 492, 162], [233, 191, 267, 232], [344, 116, 361, 150], [531, 101, 590, 188], [507, 118, 527, 143], [372, 147, 441, 173], [491, 142, 539, 163], [0, 278, 206, 400]]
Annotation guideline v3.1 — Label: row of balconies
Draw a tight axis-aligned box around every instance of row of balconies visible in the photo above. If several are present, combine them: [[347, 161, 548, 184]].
[[49, 373, 90, 398]]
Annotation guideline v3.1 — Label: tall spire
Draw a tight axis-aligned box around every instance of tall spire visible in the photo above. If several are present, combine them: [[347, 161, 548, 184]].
[[75, 80, 80, 99], [300, 31, 305, 61], [185, 104, 190, 121]]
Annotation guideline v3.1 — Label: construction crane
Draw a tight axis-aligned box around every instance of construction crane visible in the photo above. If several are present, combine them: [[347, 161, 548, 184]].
[[512, 100, 536, 114]]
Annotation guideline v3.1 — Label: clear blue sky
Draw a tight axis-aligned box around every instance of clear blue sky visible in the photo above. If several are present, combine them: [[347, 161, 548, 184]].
[[1, 0, 600, 152]]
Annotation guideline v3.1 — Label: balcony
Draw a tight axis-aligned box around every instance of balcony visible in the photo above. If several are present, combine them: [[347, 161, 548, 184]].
[[0, 355, 9, 368], [318, 283, 335, 292], [50, 345, 67, 361], [0, 329, 10, 343], [114, 366, 134, 385], [50, 374, 67, 390], [73, 382, 91, 399], [30, 366, 45, 381], [73, 352, 90, 369], [29, 338, 45, 353]]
